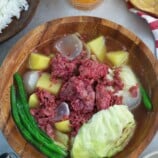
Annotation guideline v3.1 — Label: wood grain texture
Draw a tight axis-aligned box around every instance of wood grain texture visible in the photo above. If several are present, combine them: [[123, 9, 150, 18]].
[[0, 0, 39, 43], [0, 16, 158, 158]]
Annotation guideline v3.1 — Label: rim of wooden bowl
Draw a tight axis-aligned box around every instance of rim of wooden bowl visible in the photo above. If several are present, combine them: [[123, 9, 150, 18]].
[[0, 16, 158, 158]]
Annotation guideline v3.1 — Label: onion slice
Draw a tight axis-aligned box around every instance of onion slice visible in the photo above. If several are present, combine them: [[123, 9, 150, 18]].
[[116, 89, 141, 111], [115, 66, 142, 110], [23, 71, 40, 94], [55, 34, 83, 60], [54, 102, 70, 121]]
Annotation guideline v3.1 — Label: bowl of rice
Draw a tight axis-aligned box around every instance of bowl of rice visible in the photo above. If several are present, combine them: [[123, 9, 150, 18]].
[[0, 0, 39, 42]]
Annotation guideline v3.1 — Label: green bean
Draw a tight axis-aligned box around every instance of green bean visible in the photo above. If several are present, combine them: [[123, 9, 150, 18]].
[[10, 85, 57, 158], [13, 73, 28, 104], [14, 73, 37, 124], [14, 73, 67, 156], [140, 85, 152, 111], [16, 98, 66, 158], [11, 73, 68, 157], [13, 73, 53, 143], [10, 85, 21, 125]]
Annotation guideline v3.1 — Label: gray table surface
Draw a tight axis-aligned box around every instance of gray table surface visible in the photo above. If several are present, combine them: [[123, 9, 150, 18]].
[[0, 0, 158, 157]]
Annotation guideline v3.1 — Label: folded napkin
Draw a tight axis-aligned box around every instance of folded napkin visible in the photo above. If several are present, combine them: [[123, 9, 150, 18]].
[[126, 0, 158, 58]]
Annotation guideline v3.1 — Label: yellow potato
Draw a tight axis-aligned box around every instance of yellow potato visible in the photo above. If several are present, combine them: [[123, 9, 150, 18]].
[[36, 73, 62, 95], [87, 36, 106, 62], [106, 51, 129, 67], [54, 120, 71, 133], [28, 93, 40, 108], [28, 53, 51, 70], [55, 130, 69, 149]]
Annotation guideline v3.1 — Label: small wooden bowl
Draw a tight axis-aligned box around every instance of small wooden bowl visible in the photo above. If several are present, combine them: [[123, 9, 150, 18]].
[[0, 0, 39, 43], [0, 16, 158, 158]]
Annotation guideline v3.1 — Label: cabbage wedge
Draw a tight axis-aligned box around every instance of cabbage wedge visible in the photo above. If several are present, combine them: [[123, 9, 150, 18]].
[[71, 105, 136, 158]]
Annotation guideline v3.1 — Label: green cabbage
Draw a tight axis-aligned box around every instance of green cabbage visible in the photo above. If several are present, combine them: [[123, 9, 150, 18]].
[[71, 105, 136, 158]]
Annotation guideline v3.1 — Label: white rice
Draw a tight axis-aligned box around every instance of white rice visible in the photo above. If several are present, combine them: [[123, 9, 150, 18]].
[[0, 0, 29, 33]]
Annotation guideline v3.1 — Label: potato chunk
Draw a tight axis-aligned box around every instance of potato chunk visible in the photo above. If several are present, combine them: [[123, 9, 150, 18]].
[[28, 53, 51, 70], [54, 120, 71, 133], [55, 130, 69, 149], [106, 51, 129, 67], [87, 36, 106, 62], [36, 73, 62, 95], [28, 93, 39, 108]]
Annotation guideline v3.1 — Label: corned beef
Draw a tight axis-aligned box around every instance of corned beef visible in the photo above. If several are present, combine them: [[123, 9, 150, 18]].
[[30, 53, 126, 136], [129, 85, 138, 97], [51, 54, 77, 80], [30, 89, 57, 136], [96, 84, 112, 110], [70, 111, 93, 136], [79, 59, 109, 80], [113, 68, 124, 91], [60, 76, 95, 113], [96, 83, 123, 110], [96, 68, 124, 110]]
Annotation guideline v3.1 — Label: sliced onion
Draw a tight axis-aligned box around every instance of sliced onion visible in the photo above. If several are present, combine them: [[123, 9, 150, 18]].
[[23, 71, 40, 94], [55, 34, 83, 60], [54, 102, 70, 121], [119, 66, 138, 90], [117, 65, 141, 110], [116, 88, 141, 111], [75, 32, 90, 59], [122, 88, 141, 111]]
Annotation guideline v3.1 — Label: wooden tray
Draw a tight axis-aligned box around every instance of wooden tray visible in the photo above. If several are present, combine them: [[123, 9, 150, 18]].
[[0, 16, 158, 158], [0, 0, 39, 43]]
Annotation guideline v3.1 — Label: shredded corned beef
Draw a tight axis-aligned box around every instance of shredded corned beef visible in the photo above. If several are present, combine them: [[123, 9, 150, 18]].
[[51, 54, 77, 80], [102, 68, 124, 90], [113, 68, 124, 91], [70, 111, 93, 136], [96, 84, 112, 110], [30, 51, 128, 136], [60, 76, 95, 113], [129, 85, 138, 97], [96, 69, 123, 110], [30, 89, 57, 136], [51, 51, 90, 81], [79, 59, 109, 80], [96, 83, 123, 110], [30, 58, 125, 136], [111, 95, 123, 105], [59, 76, 96, 135]]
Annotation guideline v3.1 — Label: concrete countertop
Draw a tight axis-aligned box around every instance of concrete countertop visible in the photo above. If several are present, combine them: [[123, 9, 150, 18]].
[[0, 0, 157, 157]]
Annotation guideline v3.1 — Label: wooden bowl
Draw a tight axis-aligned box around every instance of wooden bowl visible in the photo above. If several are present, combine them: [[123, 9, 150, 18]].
[[0, 0, 39, 43], [0, 16, 158, 158]]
